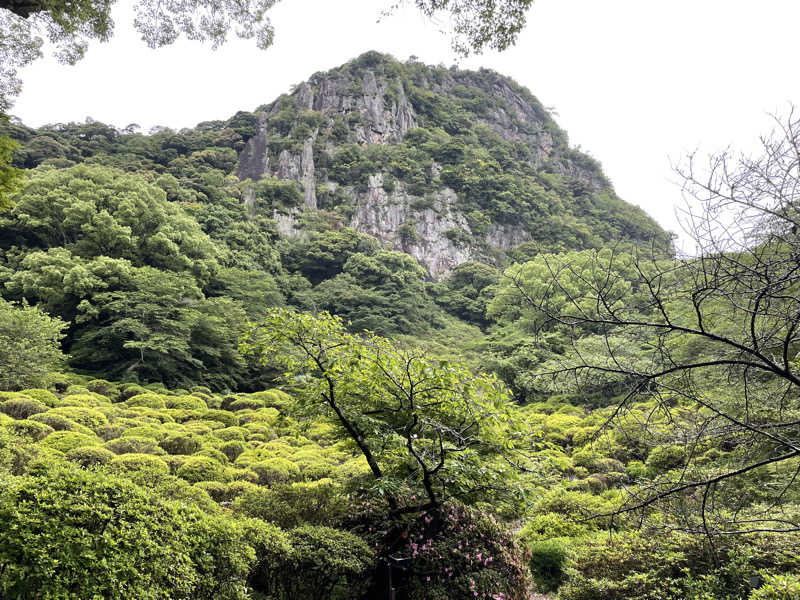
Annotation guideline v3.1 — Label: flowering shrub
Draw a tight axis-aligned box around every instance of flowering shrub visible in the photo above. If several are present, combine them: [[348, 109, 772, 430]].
[[350, 499, 530, 600]]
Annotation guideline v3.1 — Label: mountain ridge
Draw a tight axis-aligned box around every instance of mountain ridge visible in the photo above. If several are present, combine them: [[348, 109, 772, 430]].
[[234, 51, 667, 278]]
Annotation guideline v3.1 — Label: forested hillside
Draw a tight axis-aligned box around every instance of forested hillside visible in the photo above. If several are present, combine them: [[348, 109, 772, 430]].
[[0, 52, 798, 600], [0, 52, 668, 390]]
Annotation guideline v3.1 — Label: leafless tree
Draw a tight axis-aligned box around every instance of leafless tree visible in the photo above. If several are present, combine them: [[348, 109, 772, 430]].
[[513, 108, 800, 538]]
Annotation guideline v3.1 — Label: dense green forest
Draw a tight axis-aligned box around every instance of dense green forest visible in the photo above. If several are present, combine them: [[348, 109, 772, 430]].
[[0, 53, 798, 600]]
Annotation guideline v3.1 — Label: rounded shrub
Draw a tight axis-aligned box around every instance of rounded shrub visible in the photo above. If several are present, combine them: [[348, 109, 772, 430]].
[[228, 398, 265, 411], [238, 407, 280, 425], [124, 393, 167, 409], [231, 469, 260, 484], [272, 525, 374, 600], [39, 431, 100, 453], [46, 406, 109, 431], [162, 454, 189, 475], [118, 384, 149, 401], [4, 419, 54, 442], [97, 424, 125, 441], [160, 433, 203, 455], [105, 436, 167, 456], [109, 453, 170, 478], [528, 539, 570, 593], [243, 422, 276, 441], [183, 421, 215, 435], [194, 481, 229, 502], [0, 462, 264, 599], [199, 409, 239, 427], [227, 480, 260, 498], [249, 389, 292, 409], [64, 384, 91, 396], [213, 426, 248, 442], [0, 397, 49, 419], [19, 388, 59, 407], [176, 456, 231, 484], [240, 518, 292, 597], [352, 500, 531, 600], [220, 440, 247, 462], [120, 425, 166, 441], [250, 458, 301, 486], [29, 412, 94, 435], [66, 445, 116, 467], [233, 479, 344, 529], [53, 393, 110, 408], [195, 447, 229, 464], [519, 512, 589, 542], [292, 450, 336, 480], [165, 395, 207, 410]]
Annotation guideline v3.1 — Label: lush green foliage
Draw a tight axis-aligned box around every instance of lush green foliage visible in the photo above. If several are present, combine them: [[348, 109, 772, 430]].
[[0, 53, 795, 600], [0, 297, 66, 390], [0, 132, 22, 209], [244, 308, 521, 512], [0, 374, 531, 600]]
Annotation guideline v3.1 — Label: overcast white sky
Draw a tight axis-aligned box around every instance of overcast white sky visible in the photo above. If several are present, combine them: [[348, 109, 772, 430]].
[[11, 0, 800, 247]]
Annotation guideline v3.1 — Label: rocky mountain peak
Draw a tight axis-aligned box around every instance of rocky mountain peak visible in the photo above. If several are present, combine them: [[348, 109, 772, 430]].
[[236, 51, 664, 279]]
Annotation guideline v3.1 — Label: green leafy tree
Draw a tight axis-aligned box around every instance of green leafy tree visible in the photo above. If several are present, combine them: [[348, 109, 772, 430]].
[[243, 308, 520, 515], [0, 129, 21, 209], [432, 261, 499, 326], [72, 267, 203, 381], [312, 249, 437, 334], [0, 297, 66, 390], [0, 164, 219, 282], [281, 227, 378, 285]]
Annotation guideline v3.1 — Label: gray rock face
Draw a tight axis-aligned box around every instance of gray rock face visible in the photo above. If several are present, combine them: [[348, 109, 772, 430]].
[[350, 175, 472, 279], [234, 54, 616, 279]]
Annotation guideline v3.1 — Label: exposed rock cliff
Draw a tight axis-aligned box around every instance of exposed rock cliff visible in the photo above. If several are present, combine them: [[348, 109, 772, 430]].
[[236, 51, 664, 278]]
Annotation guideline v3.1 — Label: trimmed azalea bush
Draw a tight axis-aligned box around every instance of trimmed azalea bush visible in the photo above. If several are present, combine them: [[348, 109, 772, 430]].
[[29, 412, 94, 434], [39, 431, 101, 453], [19, 388, 59, 406], [125, 393, 168, 409], [53, 393, 111, 408], [46, 406, 109, 431], [266, 525, 374, 600], [0, 397, 49, 419], [176, 455, 231, 484], [109, 454, 172, 485], [4, 419, 54, 442], [220, 440, 247, 462], [105, 436, 167, 455], [166, 395, 208, 410], [249, 458, 301, 485], [66, 445, 116, 467], [160, 433, 203, 455], [232, 479, 344, 529], [557, 531, 800, 600], [0, 463, 276, 599]]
